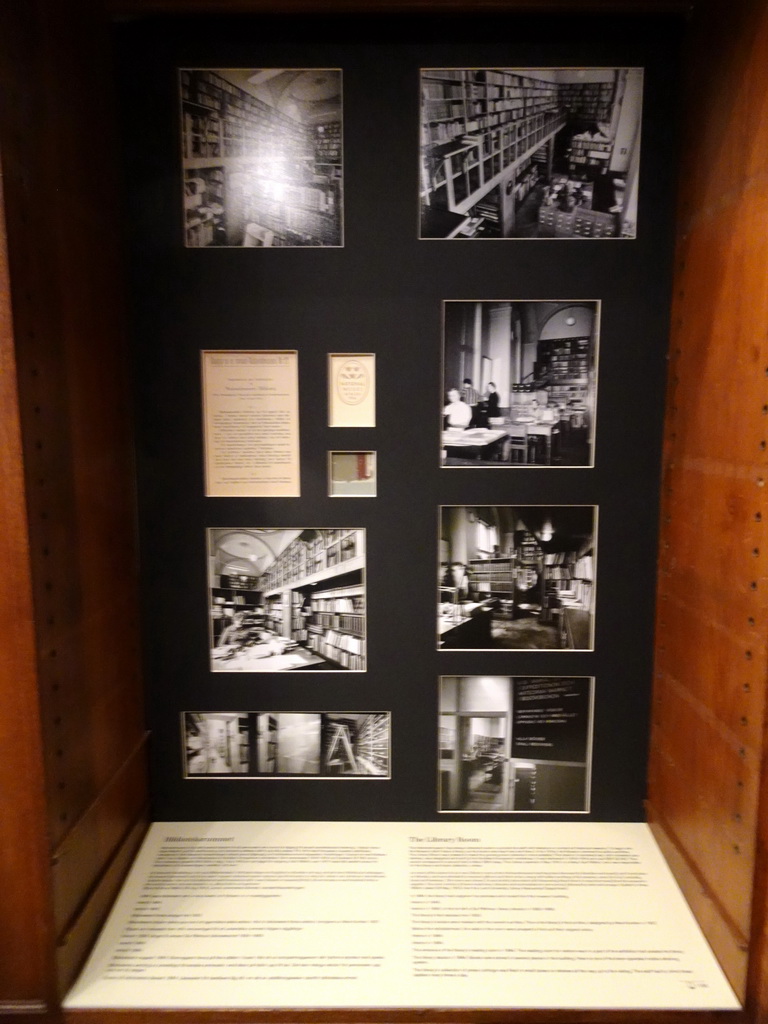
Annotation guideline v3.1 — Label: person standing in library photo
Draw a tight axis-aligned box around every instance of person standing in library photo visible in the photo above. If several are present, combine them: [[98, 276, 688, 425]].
[[441, 300, 599, 467], [181, 68, 343, 247], [208, 527, 366, 671], [420, 67, 642, 239], [438, 505, 596, 651]]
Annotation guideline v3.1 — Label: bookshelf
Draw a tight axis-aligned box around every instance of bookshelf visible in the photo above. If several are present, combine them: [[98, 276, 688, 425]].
[[421, 69, 629, 232], [421, 68, 567, 216], [534, 336, 592, 408], [468, 556, 515, 595], [180, 69, 342, 246], [258, 529, 366, 670], [353, 713, 390, 775]]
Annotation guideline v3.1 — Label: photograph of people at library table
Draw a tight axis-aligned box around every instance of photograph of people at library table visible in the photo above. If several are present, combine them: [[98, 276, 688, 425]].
[[208, 528, 366, 671], [182, 712, 389, 777], [420, 67, 642, 239], [181, 68, 342, 247], [439, 676, 593, 812], [438, 505, 596, 650], [442, 300, 598, 467]]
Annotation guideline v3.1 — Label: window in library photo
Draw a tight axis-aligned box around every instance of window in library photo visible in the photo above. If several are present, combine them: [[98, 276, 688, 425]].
[[438, 505, 597, 651], [420, 67, 642, 239], [438, 676, 593, 812], [208, 527, 366, 671], [182, 711, 390, 778], [442, 300, 599, 468], [329, 451, 377, 497], [181, 68, 343, 247]]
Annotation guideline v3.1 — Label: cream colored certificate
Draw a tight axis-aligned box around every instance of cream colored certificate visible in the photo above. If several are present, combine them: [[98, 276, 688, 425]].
[[328, 352, 375, 427], [202, 350, 300, 497]]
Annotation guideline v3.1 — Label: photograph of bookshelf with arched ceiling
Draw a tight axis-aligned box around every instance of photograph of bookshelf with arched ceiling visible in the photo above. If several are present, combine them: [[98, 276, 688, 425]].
[[208, 528, 366, 671], [181, 68, 343, 247], [420, 67, 642, 239]]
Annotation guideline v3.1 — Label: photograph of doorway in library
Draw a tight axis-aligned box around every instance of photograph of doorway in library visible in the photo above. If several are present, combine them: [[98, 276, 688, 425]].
[[438, 505, 596, 650], [208, 528, 366, 671], [420, 67, 642, 239], [439, 676, 593, 812], [442, 300, 598, 467], [181, 68, 342, 247], [182, 712, 390, 777]]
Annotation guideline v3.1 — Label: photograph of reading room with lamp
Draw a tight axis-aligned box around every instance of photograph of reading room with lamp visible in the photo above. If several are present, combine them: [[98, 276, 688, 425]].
[[438, 505, 596, 651]]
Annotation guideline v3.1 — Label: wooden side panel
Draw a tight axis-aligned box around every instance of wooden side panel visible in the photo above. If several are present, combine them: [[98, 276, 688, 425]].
[[0, 155, 56, 1016], [648, 0, 768, 1007], [0, 0, 148, 1004]]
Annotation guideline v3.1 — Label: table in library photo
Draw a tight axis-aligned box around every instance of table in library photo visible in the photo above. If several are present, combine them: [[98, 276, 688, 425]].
[[511, 417, 560, 465], [438, 603, 493, 647], [441, 427, 508, 461], [212, 641, 326, 672]]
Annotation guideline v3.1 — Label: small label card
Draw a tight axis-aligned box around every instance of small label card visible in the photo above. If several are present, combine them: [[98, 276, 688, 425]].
[[328, 353, 375, 427]]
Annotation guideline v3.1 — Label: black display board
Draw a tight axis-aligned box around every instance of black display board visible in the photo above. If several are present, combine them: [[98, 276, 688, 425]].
[[115, 12, 682, 822]]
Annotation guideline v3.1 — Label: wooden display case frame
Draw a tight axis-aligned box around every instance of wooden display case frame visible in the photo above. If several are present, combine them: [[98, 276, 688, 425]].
[[1, 0, 767, 1021]]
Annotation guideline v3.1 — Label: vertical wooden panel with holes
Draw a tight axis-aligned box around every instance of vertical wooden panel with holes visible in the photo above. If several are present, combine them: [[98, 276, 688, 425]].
[[647, 0, 768, 1007], [0, 0, 150, 1005]]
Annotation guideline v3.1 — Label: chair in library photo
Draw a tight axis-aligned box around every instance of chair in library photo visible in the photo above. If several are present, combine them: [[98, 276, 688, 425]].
[[501, 423, 528, 463]]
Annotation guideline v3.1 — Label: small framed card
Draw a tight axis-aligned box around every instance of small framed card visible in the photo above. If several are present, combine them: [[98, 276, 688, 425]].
[[328, 353, 376, 427]]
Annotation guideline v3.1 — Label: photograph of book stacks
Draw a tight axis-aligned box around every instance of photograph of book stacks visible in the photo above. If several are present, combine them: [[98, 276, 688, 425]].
[[181, 68, 342, 247], [420, 67, 642, 239], [182, 712, 390, 778], [183, 713, 252, 774], [208, 527, 365, 671]]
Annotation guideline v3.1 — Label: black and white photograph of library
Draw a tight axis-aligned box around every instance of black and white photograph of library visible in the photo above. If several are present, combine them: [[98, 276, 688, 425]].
[[442, 300, 598, 467], [420, 67, 642, 239], [438, 505, 596, 650], [209, 528, 366, 671], [183, 712, 390, 777], [181, 69, 342, 247], [439, 676, 593, 812]]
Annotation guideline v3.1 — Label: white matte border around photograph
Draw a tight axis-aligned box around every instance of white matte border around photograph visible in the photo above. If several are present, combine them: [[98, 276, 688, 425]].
[[438, 504, 597, 651], [442, 300, 599, 468], [420, 67, 642, 240], [208, 528, 366, 671], [438, 675, 593, 813], [181, 68, 343, 247]]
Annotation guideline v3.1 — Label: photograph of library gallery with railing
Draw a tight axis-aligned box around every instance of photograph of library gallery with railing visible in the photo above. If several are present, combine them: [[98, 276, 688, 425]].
[[420, 66, 642, 239], [442, 300, 598, 468], [208, 528, 366, 672]]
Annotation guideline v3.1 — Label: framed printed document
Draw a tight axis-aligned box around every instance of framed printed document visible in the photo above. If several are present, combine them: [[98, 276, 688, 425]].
[[201, 350, 300, 497]]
